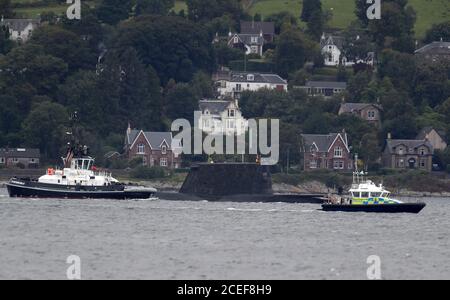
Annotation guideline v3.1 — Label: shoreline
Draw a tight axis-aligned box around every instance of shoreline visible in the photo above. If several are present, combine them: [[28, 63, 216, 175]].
[[1, 179, 449, 198]]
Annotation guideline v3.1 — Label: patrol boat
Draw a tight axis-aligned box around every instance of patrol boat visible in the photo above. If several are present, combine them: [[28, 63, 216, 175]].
[[322, 157, 426, 213], [6, 113, 156, 200]]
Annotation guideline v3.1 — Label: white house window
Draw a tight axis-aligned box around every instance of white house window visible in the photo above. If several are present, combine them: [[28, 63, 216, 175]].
[[235, 84, 241, 91], [162, 145, 167, 155], [137, 144, 145, 154], [160, 158, 168, 167], [234, 37, 238, 43], [247, 74, 254, 81], [368, 111, 376, 119], [251, 36, 258, 43], [334, 147, 343, 158], [227, 120, 235, 129], [310, 160, 318, 169], [228, 109, 236, 117]]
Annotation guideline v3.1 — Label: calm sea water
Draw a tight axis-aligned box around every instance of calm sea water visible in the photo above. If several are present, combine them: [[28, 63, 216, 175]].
[[0, 188, 448, 280]]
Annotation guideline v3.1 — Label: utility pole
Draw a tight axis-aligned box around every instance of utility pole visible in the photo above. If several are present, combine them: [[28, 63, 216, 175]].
[[286, 148, 290, 174]]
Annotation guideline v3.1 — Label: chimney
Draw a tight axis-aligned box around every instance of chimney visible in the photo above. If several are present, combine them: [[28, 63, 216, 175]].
[[127, 122, 132, 135], [387, 133, 392, 140]]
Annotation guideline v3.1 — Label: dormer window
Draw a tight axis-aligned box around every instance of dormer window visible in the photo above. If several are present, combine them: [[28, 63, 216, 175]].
[[419, 148, 426, 156], [161, 145, 167, 155], [137, 144, 145, 154], [247, 74, 254, 81], [251, 36, 258, 43], [234, 36, 238, 43], [228, 109, 236, 117]]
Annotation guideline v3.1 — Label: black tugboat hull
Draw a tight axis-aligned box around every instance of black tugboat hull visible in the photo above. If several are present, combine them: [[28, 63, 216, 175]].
[[6, 181, 156, 200], [322, 203, 426, 214]]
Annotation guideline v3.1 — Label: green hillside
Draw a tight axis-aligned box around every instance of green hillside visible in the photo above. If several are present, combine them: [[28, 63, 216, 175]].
[[249, 0, 449, 37], [11, 0, 449, 37]]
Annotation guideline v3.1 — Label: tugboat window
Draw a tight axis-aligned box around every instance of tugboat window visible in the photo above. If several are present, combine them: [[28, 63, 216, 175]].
[[361, 192, 369, 198]]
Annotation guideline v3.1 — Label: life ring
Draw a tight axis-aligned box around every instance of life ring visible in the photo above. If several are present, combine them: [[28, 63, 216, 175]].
[[47, 168, 55, 175]]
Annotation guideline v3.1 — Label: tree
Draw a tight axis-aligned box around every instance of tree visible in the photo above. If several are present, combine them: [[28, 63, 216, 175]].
[[274, 29, 319, 78], [97, 0, 133, 25], [0, 0, 14, 18], [264, 12, 298, 35], [22, 101, 69, 158], [135, 0, 175, 16], [424, 21, 450, 43], [0, 23, 13, 54], [378, 49, 416, 92], [29, 26, 96, 73], [186, 0, 244, 23], [112, 15, 215, 84], [306, 9, 324, 40], [164, 83, 198, 122], [301, 0, 322, 23]]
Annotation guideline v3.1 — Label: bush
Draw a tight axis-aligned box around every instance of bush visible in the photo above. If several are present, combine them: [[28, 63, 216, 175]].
[[130, 166, 168, 180]]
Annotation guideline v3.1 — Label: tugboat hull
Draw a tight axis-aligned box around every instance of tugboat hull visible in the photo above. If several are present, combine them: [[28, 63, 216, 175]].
[[322, 203, 426, 214], [6, 180, 156, 200]]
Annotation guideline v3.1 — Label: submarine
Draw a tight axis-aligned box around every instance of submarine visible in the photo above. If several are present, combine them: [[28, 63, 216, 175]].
[[157, 163, 324, 203]]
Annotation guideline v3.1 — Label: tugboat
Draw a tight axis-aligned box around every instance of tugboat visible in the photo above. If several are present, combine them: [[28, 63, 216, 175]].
[[6, 113, 157, 200], [322, 156, 426, 214]]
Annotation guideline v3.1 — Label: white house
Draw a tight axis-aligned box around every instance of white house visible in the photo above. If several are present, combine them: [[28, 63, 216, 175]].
[[0, 18, 40, 42], [320, 33, 353, 67], [198, 99, 248, 136], [215, 71, 288, 99]]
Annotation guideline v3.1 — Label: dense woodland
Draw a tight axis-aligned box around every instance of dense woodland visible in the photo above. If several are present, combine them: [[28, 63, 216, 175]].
[[0, 0, 449, 170]]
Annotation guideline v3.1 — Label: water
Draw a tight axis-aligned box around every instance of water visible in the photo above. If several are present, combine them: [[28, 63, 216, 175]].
[[0, 188, 448, 280]]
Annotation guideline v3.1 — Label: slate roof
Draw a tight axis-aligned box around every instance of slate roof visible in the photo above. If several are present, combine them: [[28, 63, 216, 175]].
[[229, 72, 287, 84], [0, 148, 40, 158], [127, 130, 174, 150], [1, 19, 40, 32], [199, 100, 233, 115], [304, 81, 347, 89], [240, 21, 275, 35], [339, 103, 382, 113], [301, 133, 349, 152], [415, 41, 450, 55], [384, 139, 433, 154]]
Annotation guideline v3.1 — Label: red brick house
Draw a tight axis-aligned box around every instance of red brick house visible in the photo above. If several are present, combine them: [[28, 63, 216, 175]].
[[124, 127, 181, 169], [301, 132, 353, 171]]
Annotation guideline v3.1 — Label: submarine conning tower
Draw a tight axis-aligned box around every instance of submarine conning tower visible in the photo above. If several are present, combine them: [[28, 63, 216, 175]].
[[180, 163, 273, 197]]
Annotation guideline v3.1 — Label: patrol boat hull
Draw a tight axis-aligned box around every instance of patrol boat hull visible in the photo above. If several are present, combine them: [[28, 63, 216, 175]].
[[6, 179, 156, 200], [322, 203, 426, 214]]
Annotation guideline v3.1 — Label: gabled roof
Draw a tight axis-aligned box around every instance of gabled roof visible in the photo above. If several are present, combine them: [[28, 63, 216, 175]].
[[301, 133, 349, 153], [240, 21, 275, 35], [199, 100, 234, 115], [1, 19, 40, 32], [416, 127, 447, 141], [304, 81, 347, 89], [415, 41, 450, 55], [0, 148, 40, 158], [340, 103, 382, 113], [384, 139, 433, 154], [127, 130, 174, 150]]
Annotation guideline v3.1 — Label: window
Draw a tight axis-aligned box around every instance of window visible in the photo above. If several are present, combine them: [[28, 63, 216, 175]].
[[333, 160, 344, 169], [137, 144, 145, 154], [160, 158, 168, 167], [235, 84, 241, 91], [0, 157, 4, 164], [371, 192, 382, 198], [310, 160, 318, 169], [361, 192, 369, 198], [251, 36, 258, 43], [368, 111, 376, 119], [228, 109, 236, 117], [142, 156, 147, 166], [162, 145, 167, 155], [334, 147, 343, 158], [227, 120, 235, 129], [420, 159, 426, 168], [234, 37, 238, 43], [419, 148, 426, 156], [250, 46, 258, 53], [247, 74, 254, 81], [398, 147, 404, 155]]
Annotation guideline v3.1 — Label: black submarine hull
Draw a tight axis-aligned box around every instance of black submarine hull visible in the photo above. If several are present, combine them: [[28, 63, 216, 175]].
[[174, 163, 325, 203]]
